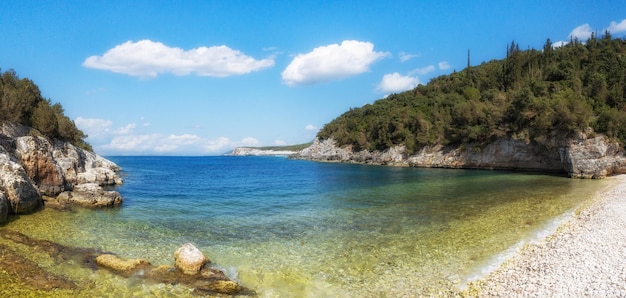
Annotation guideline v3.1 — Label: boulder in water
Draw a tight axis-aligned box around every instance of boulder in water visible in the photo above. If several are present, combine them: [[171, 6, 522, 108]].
[[174, 243, 210, 275]]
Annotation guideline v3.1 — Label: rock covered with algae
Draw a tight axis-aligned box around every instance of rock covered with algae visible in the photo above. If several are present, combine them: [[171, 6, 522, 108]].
[[93, 242, 244, 295], [95, 254, 151, 276]]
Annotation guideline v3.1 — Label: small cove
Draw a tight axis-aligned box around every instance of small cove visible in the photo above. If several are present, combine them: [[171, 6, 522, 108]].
[[0, 156, 608, 297]]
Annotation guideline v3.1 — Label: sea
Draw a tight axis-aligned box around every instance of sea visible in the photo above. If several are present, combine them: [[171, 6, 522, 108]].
[[1, 156, 608, 297]]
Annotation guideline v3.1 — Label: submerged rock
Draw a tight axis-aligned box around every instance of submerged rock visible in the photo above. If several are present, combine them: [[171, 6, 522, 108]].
[[1, 229, 248, 295], [200, 279, 243, 295], [95, 254, 151, 276], [174, 243, 210, 275]]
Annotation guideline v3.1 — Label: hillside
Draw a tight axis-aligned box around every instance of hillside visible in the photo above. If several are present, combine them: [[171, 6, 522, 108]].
[[0, 69, 92, 151], [318, 34, 626, 154]]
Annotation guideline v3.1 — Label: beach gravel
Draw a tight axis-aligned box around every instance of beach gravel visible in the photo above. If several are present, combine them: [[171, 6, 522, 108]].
[[469, 175, 626, 297]]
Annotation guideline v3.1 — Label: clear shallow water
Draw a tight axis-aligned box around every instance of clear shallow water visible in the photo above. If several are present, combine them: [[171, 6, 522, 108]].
[[1, 156, 607, 297]]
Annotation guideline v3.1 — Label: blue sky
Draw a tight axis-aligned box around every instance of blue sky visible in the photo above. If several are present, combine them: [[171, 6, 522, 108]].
[[1, 0, 625, 155]]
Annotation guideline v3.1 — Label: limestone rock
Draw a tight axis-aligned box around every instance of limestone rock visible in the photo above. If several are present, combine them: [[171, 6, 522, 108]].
[[201, 279, 243, 295], [174, 243, 210, 275], [0, 122, 124, 223], [0, 149, 42, 215], [296, 134, 626, 179], [15, 136, 66, 196], [560, 134, 626, 178], [58, 184, 122, 208], [95, 254, 151, 274]]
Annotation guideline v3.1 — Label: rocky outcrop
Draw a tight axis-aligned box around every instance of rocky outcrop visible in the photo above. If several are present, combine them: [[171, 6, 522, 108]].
[[294, 132, 626, 178], [0, 122, 123, 224]]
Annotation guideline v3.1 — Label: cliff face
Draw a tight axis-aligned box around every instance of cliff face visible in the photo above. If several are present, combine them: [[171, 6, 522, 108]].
[[0, 122, 123, 224], [294, 132, 626, 178]]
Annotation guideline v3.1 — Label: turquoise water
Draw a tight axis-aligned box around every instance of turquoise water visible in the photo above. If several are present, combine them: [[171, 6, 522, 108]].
[[2, 156, 606, 297]]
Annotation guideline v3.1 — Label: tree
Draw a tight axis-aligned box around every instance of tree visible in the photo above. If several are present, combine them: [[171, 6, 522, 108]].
[[0, 69, 93, 151], [31, 100, 58, 136]]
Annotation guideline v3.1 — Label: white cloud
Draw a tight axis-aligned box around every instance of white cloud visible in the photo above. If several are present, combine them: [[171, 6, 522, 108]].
[[553, 41, 568, 48], [205, 137, 233, 152], [83, 40, 275, 78], [97, 133, 258, 155], [75, 116, 262, 155], [115, 123, 136, 135], [569, 24, 593, 40], [606, 19, 626, 34], [75, 117, 113, 135], [377, 72, 419, 93], [399, 51, 419, 62], [438, 61, 451, 70], [410, 65, 435, 76], [241, 137, 260, 146], [305, 124, 318, 131], [281, 40, 390, 85]]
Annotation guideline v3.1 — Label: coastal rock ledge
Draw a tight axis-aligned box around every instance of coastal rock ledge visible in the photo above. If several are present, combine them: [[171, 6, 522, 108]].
[[0, 122, 123, 224], [293, 132, 626, 178]]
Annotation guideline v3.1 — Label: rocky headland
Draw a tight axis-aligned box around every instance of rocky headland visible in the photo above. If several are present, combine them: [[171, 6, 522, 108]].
[[293, 131, 626, 178], [0, 122, 123, 225]]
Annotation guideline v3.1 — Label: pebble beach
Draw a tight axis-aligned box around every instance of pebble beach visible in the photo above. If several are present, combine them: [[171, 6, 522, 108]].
[[467, 175, 626, 297]]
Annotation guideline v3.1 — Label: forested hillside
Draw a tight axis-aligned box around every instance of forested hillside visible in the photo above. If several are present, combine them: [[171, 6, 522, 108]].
[[0, 69, 92, 151], [319, 33, 626, 154]]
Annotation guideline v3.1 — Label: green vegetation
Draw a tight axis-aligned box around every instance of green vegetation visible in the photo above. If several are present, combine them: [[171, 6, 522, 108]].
[[0, 69, 92, 151], [319, 34, 626, 154]]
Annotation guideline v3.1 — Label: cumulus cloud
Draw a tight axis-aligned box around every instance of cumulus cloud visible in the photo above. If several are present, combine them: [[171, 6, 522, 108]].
[[83, 40, 275, 78], [606, 19, 626, 34], [241, 137, 260, 146], [569, 24, 593, 40], [75, 117, 262, 155], [281, 40, 390, 85], [555, 19, 626, 48], [75, 117, 112, 134], [99, 133, 258, 155], [116, 123, 136, 134], [305, 124, 318, 131], [438, 61, 451, 70], [377, 72, 419, 93]]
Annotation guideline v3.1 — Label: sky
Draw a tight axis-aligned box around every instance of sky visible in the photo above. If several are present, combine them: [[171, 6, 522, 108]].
[[1, 0, 625, 156]]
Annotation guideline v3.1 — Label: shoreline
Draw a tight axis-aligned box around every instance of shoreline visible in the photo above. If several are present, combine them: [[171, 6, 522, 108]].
[[464, 174, 626, 297]]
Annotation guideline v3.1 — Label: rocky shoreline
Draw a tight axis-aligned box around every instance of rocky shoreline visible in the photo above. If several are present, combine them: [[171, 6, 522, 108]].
[[0, 121, 247, 295], [292, 133, 626, 178], [0, 122, 123, 224], [465, 174, 626, 297]]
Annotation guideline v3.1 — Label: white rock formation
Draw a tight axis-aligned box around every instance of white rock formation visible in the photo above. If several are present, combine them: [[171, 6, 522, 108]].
[[0, 122, 123, 224]]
